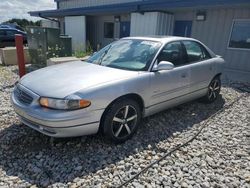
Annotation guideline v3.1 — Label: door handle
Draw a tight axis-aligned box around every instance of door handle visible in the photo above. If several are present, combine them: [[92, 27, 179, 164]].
[[181, 73, 187, 78]]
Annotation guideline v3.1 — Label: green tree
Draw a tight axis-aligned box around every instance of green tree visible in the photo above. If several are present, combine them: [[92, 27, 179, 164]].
[[1, 18, 41, 31]]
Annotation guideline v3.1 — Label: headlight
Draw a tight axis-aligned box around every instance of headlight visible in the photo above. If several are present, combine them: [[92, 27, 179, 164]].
[[39, 97, 91, 110]]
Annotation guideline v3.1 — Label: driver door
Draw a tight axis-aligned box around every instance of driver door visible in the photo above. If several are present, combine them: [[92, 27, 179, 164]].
[[148, 41, 189, 112]]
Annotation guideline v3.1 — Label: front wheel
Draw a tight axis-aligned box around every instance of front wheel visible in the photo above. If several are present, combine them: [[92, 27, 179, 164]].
[[201, 76, 221, 103], [103, 99, 141, 143]]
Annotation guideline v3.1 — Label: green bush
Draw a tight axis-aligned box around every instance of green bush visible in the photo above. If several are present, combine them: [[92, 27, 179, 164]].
[[74, 41, 93, 58]]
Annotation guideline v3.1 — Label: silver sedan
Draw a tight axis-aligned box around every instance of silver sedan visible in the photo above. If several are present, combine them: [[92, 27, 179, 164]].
[[11, 36, 224, 143]]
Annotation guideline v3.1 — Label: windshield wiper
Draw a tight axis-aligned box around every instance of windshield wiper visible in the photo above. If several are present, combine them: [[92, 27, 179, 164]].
[[98, 45, 112, 65]]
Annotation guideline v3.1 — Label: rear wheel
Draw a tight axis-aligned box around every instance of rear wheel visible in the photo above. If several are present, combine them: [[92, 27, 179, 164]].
[[202, 76, 221, 103], [103, 99, 141, 143]]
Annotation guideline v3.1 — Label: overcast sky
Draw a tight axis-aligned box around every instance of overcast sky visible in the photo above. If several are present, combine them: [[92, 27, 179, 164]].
[[0, 0, 56, 23]]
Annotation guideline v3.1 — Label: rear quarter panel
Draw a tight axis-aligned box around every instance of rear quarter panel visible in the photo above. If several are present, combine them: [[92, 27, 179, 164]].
[[214, 56, 226, 77]]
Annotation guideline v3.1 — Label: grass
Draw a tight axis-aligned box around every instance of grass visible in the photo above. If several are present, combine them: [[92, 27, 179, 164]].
[[73, 41, 93, 58], [74, 51, 92, 58]]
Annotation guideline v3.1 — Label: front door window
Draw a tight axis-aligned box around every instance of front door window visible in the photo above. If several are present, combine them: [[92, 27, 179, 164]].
[[157, 41, 185, 67]]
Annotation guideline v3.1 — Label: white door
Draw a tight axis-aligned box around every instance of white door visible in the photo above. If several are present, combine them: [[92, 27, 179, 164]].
[[65, 16, 86, 52]]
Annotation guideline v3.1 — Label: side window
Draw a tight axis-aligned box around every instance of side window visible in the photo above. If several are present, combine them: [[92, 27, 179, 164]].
[[6, 30, 18, 36], [0, 30, 6, 36], [183, 41, 211, 63], [157, 41, 185, 67]]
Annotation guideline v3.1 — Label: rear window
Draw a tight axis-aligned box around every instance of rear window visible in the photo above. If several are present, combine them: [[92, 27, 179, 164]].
[[183, 41, 211, 63], [6, 30, 18, 36]]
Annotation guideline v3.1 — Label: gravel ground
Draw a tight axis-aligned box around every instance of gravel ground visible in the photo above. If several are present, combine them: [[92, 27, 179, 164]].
[[0, 65, 249, 188]]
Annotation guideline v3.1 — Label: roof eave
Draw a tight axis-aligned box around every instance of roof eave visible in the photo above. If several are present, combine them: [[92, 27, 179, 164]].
[[30, 0, 250, 18]]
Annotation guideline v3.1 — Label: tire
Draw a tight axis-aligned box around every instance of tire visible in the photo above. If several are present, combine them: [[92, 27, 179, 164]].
[[103, 99, 141, 143], [201, 76, 221, 103]]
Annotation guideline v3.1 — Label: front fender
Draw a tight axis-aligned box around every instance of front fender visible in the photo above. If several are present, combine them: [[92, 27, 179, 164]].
[[72, 72, 151, 111]]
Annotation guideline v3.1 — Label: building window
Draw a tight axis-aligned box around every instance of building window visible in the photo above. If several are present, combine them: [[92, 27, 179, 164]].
[[228, 20, 250, 50], [104, 22, 114, 39]]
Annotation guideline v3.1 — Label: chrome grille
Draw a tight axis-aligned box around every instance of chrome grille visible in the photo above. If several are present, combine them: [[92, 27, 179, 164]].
[[14, 86, 33, 105]]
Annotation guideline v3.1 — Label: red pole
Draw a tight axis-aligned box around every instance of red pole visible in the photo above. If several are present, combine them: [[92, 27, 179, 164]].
[[15, 34, 26, 78]]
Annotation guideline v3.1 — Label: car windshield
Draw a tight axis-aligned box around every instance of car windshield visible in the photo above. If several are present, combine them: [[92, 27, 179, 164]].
[[86, 39, 161, 71]]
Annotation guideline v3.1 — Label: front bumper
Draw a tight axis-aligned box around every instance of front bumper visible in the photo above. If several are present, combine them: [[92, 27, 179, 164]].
[[11, 84, 104, 137]]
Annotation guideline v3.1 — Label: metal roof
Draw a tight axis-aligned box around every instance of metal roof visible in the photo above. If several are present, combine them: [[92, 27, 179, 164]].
[[30, 1, 138, 17], [29, 0, 250, 18]]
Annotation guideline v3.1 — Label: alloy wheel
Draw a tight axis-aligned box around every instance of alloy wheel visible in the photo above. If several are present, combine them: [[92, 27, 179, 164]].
[[112, 105, 138, 138], [208, 79, 220, 101]]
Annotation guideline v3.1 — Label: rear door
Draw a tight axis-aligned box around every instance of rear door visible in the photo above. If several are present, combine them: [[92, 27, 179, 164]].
[[5, 29, 19, 46], [181, 40, 215, 92], [0, 30, 6, 47]]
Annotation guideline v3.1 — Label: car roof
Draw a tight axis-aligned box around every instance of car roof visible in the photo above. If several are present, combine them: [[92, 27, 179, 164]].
[[0, 25, 10, 28], [123, 36, 199, 44], [123, 35, 216, 57], [0, 28, 26, 33], [0, 28, 17, 31]]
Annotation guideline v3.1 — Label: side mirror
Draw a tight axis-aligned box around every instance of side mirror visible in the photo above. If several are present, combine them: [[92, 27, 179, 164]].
[[153, 61, 174, 71]]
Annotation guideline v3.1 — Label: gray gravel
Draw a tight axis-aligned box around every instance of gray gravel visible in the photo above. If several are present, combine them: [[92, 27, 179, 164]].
[[0, 65, 249, 188]]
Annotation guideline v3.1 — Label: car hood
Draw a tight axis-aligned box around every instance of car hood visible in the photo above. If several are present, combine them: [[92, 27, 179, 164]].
[[20, 61, 139, 98]]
